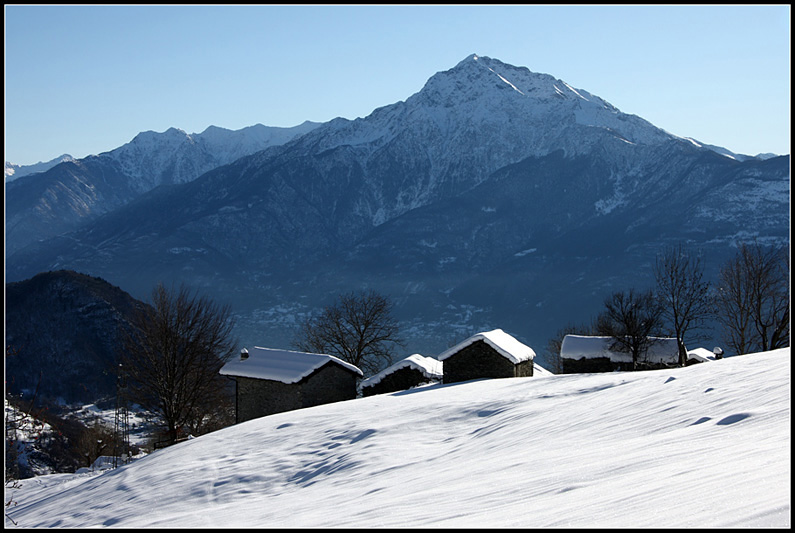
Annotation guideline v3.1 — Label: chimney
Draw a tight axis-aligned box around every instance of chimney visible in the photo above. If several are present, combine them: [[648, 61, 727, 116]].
[[713, 347, 724, 360], [240, 348, 249, 361]]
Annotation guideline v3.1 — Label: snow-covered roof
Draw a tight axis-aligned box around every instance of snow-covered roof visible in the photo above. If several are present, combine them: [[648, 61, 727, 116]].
[[219, 347, 363, 384], [687, 347, 720, 363], [560, 335, 680, 363], [360, 354, 443, 389], [437, 329, 535, 364]]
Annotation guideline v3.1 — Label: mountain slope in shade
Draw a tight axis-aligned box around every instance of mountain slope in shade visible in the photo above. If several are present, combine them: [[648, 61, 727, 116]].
[[5, 55, 789, 362], [5, 121, 320, 255], [5, 270, 148, 404]]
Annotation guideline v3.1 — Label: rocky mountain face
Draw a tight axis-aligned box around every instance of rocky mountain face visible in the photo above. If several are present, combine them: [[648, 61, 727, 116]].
[[5, 270, 148, 404], [5, 54, 790, 365], [5, 121, 320, 255]]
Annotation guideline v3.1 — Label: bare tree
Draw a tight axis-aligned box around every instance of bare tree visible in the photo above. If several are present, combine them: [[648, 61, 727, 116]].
[[654, 243, 713, 365], [294, 290, 405, 377], [543, 321, 594, 374], [120, 283, 237, 446], [5, 346, 47, 481], [76, 421, 115, 468], [596, 288, 665, 369], [715, 242, 790, 355]]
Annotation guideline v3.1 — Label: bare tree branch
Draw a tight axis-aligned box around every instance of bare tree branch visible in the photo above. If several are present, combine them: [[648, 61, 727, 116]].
[[294, 290, 404, 377], [654, 243, 713, 364], [715, 242, 790, 354], [596, 288, 665, 369], [119, 283, 237, 445]]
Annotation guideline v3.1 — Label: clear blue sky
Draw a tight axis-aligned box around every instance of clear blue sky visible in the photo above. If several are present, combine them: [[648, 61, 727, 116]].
[[4, 5, 791, 166]]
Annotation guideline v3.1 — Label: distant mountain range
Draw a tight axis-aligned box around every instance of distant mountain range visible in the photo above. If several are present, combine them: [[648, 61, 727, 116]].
[[5, 154, 76, 182], [6, 54, 790, 366], [5, 121, 320, 256]]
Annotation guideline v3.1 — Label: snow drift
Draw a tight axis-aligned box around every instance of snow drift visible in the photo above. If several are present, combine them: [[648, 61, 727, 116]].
[[5, 348, 790, 528]]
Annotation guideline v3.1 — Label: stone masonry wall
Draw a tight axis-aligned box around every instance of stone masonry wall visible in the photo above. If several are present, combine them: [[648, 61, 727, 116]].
[[362, 367, 431, 397], [300, 363, 359, 408], [235, 376, 302, 422], [443, 340, 529, 384]]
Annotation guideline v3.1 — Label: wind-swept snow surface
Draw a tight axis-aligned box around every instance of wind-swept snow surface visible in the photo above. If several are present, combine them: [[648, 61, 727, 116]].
[[6, 349, 790, 528]]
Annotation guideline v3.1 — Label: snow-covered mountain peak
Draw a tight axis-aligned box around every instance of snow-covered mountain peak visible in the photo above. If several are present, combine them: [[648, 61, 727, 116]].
[[454, 52, 481, 67], [454, 52, 513, 71], [308, 54, 676, 162], [444, 53, 556, 94], [166, 126, 188, 136], [126, 128, 191, 150]]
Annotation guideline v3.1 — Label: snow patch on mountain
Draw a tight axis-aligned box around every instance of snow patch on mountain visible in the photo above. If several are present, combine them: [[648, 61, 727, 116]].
[[692, 177, 790, 223], [678, 137, 781, 161]]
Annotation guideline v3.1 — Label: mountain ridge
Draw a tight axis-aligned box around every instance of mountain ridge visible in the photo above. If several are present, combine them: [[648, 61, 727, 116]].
[[4, 154, 75, 182], [5, 54, 789, 361], [5, 121, 321, 255]]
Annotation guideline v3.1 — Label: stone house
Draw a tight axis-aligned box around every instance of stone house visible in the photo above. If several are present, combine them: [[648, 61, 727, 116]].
[[559, 335, 682, 373], [360, 354, 443, 397], [686, 347, 724, 365], [438, 328, 537, 384], [219, 346, 363, 423]]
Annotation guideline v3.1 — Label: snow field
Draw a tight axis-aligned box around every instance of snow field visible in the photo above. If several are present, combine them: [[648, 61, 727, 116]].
[[5, 348, 790, 528]]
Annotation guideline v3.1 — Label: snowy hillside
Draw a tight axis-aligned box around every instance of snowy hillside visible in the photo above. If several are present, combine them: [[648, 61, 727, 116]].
[[6, 348, 789, 528]]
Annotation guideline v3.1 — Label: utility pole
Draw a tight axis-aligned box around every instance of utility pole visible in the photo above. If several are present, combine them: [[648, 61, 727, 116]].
[[112, 364, 130, 468]]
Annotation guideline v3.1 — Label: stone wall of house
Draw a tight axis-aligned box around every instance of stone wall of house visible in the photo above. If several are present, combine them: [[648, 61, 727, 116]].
[[515, 359, 533, 378], [299, 363, 359, 408], [235, 376, 302, 422], [233, 363, 359, 423], [634, 361, 680, 371], [560, 357, 676, 374], [443, 340, 532, 384], [361, 367, 432, 397]]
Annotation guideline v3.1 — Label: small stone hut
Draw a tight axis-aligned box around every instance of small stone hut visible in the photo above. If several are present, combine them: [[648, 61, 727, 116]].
[[438, 328, 536, 384], [220, 347, 363, 423], [686, 347, 724, 365], [559, 335, 682, 374], [360, 354, 443, 397]]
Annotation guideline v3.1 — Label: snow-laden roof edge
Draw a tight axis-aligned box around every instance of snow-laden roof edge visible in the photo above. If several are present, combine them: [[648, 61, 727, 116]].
[[437, 329, 536, 364], [687, 347, 719, 363], [360, 354, 443, 389], [220, 346, 363, 384]]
